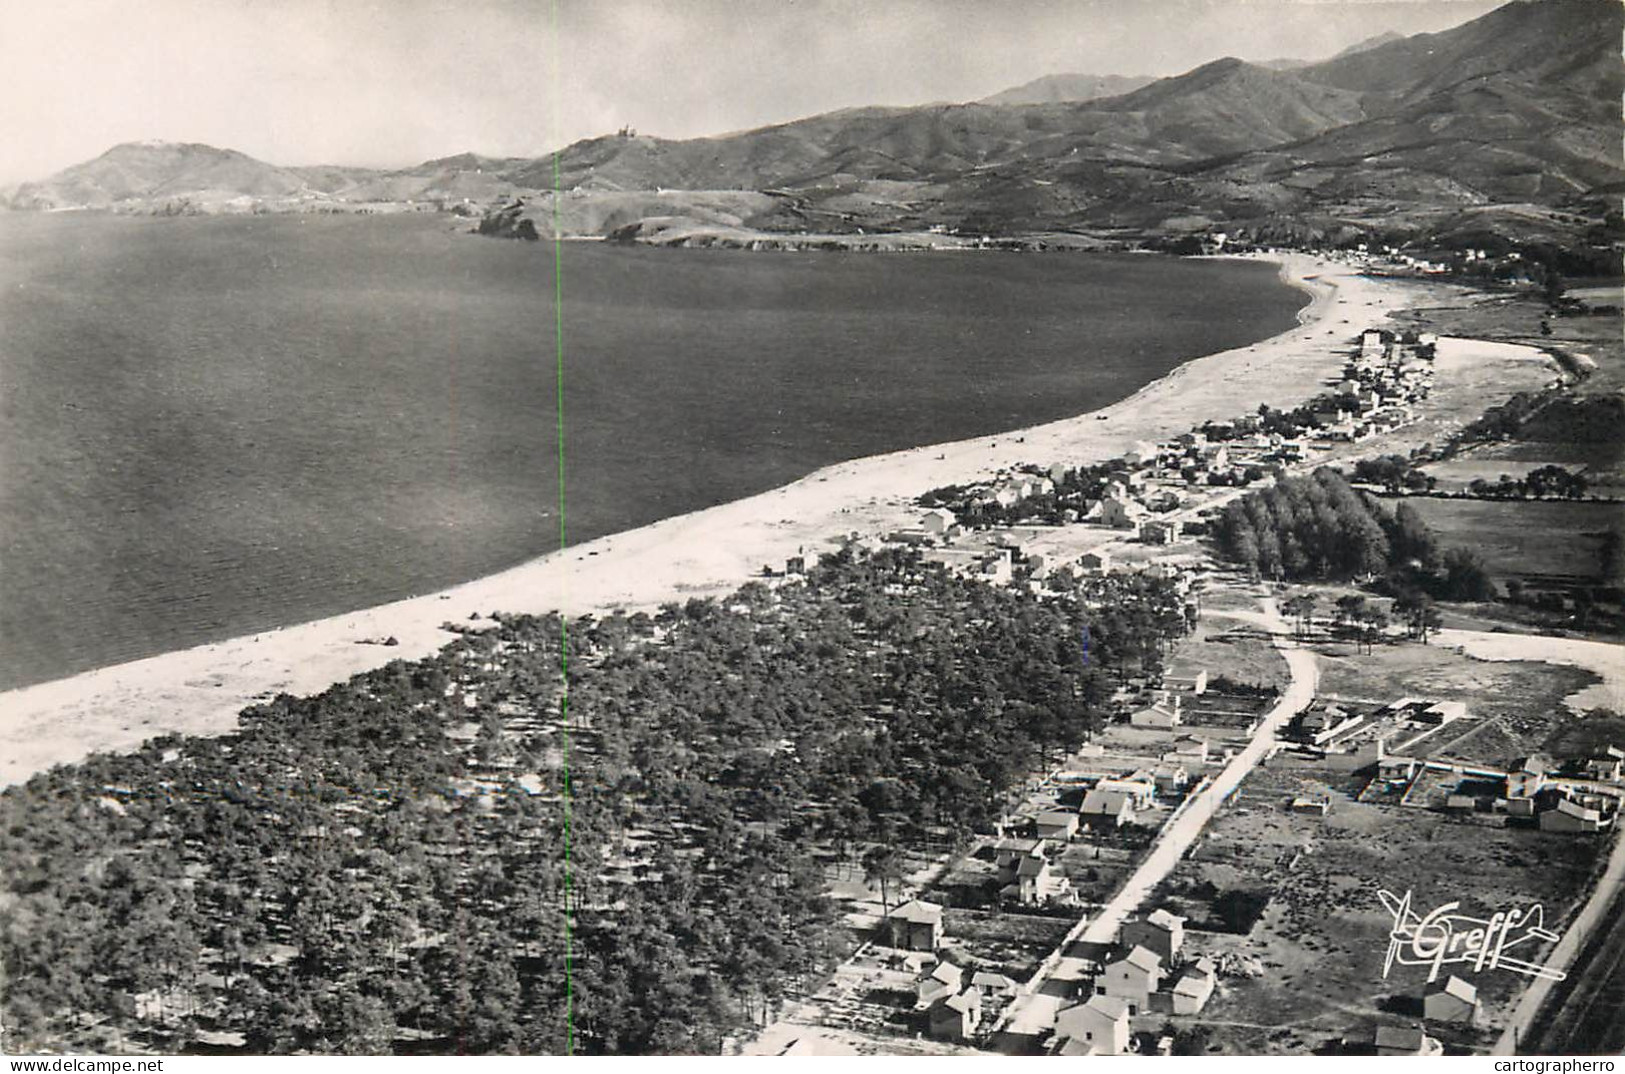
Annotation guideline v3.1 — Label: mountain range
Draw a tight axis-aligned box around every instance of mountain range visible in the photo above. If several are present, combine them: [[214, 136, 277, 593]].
[[7, 0, 1621, 254], [977, 30, 1407, 105]]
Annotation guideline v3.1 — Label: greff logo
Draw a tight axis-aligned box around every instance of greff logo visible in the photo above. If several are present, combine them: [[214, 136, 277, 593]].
[[1379, 888, 1566, 983]]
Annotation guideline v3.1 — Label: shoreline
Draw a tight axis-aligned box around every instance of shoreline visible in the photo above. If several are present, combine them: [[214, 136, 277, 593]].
[[0, 253, 1416, 787]]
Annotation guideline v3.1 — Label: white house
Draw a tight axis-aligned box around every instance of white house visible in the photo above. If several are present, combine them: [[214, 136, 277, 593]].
[[1081, 789, 1134, 828], [928, 987, 982, 1041], [1096, 776, 1156, 809], [1422, 975, 1479, 1024], [971, 970, 1019, 998], [1078, 551, 1113, 573], [1003, 854, 1071, 905], [977, 548, 1014, 585], [1097, 945, 1163, 1014], [1170, 958, 1217, 1015], [1166, 735, 1210, 765], [1121, 909, 1185, 966], [1152, 763, 1189, 794], [921, 507, 957, 536], [1055, 995, 1131, 1056], [1507, 753, 1553, 800], [1540, 797, 1606, 833], [993, 837, 1042, 872], [1584, 747, 1624, 783], [1139, 518, 1181, 545], [885, 900, 944, 951], [1035, 809, 1079, 842], [1097, 492, 1146, 529], [918, 960, 964, 1006], [1385, 697, 1467, 727], [1131, 694, 1182, 729]]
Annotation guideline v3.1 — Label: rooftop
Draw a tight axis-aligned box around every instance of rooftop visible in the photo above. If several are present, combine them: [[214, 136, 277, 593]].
[[1117, 945, 1163, 974], [889, 899, 944, 925], [1430, 975, 1478, 1003]]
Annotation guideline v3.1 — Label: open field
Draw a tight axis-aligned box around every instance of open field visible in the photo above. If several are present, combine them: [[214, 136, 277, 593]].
[[1434, 630, 1625, 720], [1151, 753, 1606, 1055], [1424, 453, 1625, 497], [1392, 287, 1624, 393], [1400, 499, 1621, 583], [1167, 610, 1290, 693]]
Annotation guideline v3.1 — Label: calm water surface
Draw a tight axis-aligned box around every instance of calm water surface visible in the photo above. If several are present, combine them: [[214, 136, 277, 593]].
[[0, 213, 1303, 688]]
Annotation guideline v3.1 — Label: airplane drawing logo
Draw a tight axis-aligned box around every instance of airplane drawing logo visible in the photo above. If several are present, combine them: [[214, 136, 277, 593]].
[[1378, 888, 1566, 983]]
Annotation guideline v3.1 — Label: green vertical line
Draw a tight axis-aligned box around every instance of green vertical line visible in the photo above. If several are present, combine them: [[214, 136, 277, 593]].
[[551, 0, 574, 1057]]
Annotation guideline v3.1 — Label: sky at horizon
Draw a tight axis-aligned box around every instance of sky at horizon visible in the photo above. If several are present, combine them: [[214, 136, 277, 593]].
[[2, 0, 1503, 185]]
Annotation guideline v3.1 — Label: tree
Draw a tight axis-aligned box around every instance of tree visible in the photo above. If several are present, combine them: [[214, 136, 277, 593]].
[[1358, 609, 1389, 655], [1387, 502, 1437, 568], [1393, 592, 1442, 644], [1542, 267, 1567, 308], [1282, 594, 1318, 639], [1598, 529, 1624, 583], [1440, 548, 1497, 602], [861, 845, 906, 917]]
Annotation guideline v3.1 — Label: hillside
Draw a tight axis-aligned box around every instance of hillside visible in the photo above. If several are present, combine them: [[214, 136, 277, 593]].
[[1172, 0, 1625, 241], [6, 141, 316, 210], [7, 0, 1620, 254], [978, 73, 1156, 106], [976, 29, 1403, 104]]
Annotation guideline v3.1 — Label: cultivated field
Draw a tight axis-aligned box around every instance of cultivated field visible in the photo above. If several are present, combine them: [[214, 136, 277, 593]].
[[1399, 499, 1620, 584]]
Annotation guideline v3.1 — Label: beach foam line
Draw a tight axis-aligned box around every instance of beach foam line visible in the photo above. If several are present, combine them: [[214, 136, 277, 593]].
[[0, 254, 1418, 787]]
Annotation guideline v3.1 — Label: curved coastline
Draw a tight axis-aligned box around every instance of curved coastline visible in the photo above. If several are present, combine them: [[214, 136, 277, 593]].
[[0, 253, 1415, 787]]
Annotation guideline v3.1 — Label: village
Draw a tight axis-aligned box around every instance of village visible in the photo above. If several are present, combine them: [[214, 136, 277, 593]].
[[898, 325, 1441, 585], [741, 323, 1624, 1057]]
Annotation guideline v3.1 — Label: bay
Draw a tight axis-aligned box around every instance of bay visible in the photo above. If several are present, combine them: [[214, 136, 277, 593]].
[[0, 213, 1303, 688]]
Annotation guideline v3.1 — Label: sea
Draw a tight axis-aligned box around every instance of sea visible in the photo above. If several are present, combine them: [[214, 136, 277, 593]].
[[0, 212, 1305, 689]]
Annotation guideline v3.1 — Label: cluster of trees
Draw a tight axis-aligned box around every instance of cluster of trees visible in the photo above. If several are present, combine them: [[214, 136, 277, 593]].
[[1350, 454, 1435, 494], [1390, 591, 1448, 644], [1278, 591, 1449, 650], [1, 546, 1191, 1056], [1344, 454, 1590, 504], [1453, 389, 1553, 446], [1467, 465, 1589, 501], [1211, 469, 1499, 605], [1199, 465, 1269, 488], [1211, 469, 1400, 582], [0, 663, 578, 1056], [1329, 594, 1391, 652]]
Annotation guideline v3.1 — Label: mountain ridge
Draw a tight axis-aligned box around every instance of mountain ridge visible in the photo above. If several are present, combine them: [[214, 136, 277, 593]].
[[8, 0, 1620, 256], [978, 73, 1157, 106]]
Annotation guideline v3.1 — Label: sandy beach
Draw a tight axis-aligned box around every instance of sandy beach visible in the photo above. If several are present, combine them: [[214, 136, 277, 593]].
[[0, 253, 1420, 787]]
